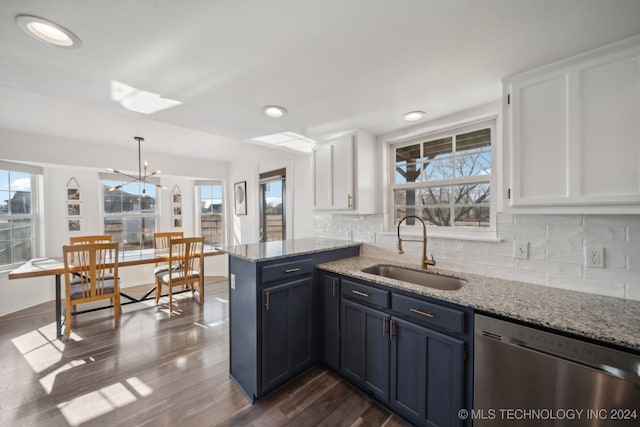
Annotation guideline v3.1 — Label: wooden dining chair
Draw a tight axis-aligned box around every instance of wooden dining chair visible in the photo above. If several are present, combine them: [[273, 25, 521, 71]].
[[156, 237, 204, 314], [153, 231, 184, 302], [62, 242, 121, 337]]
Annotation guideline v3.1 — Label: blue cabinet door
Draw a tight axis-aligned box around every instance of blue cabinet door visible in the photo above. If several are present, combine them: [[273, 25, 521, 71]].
[[390, 316, 465, 427], [262, 276, 314, 392], [340, 298, 390, 401], [321, 274, 340, 370]]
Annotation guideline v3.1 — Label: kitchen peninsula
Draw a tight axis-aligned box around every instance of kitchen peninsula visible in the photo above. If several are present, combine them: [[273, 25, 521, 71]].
[[220, 238, 360, 402]]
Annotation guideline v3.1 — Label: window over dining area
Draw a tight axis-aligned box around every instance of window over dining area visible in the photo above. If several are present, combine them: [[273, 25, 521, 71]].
[[196, 181, 224, 246], [101, 175, 157, 251], [391, 121, 494, 231], [0, 162, 41, 270]]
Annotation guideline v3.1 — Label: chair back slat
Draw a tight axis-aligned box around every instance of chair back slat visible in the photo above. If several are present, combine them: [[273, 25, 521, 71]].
[[154, 232, 184, 250], [69, 235, 114, 271], [154, 232, 184, 267], [70, 235, 112, 245]]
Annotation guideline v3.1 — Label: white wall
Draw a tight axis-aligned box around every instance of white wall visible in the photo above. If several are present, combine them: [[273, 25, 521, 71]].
[[227, 147, 314, 245], [0, 128, 231, 316]]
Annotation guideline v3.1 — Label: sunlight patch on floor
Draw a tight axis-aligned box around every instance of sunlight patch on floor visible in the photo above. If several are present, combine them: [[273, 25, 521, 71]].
[[126, 376, 153, 397], [11, 323, 65, 373], [57, 376, 153, 426], [39, 359, 87, 393]]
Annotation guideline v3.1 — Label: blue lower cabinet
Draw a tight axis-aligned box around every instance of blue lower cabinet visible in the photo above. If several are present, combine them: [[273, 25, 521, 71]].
[[338, 277, 470, 427], [262, 277, 314, 391], [340, 298, 390, 401], [390, 317, 464, 427], [321, 274, 340, 370]]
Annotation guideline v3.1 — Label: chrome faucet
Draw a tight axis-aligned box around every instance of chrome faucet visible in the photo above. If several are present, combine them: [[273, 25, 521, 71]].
[[397, 215, 436, 269]]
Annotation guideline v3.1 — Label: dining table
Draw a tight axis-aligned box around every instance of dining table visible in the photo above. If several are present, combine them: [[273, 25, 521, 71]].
[[8, 246, 223, 337]]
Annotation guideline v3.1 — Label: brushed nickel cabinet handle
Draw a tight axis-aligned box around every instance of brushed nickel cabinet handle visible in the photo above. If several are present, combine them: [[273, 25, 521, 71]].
[[265, 290, 270, 311], [284, 268, 300, 273], [389, 318, 394, 341], [352, 290, 369, 298], [332, 279, 337, 297], [410, 308, 434, 318], [382, 317, 387, 337], [347, 194, 353, 208]]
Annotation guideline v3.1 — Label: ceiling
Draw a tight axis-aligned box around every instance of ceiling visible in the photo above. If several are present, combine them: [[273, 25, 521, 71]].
[[1, 0, 639, 162]]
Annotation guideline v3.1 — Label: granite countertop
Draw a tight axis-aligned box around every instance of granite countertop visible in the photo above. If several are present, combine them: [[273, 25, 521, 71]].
[[318, 256, 640, 352], [219, 238, 361, 262]]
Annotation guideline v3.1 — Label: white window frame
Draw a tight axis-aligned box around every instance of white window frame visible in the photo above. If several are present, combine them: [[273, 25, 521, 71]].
[[387, 119, 497, 240], [0, 161, 42, 271], [99, 173, 160, 253], [195, 180, 225, 247]]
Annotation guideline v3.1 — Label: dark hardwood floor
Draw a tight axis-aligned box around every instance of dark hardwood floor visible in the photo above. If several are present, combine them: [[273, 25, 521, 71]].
[[0, 277, 408, 427]]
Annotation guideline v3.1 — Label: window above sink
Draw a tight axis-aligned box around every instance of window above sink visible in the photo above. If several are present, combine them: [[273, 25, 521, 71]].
[[386, 117, 498, 240]]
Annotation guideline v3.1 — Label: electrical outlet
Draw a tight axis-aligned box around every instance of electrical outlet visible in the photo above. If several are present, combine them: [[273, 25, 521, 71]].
[[586, 247, 604, 268], [230, 273, 236, 289], [514, 241, 529, 260]]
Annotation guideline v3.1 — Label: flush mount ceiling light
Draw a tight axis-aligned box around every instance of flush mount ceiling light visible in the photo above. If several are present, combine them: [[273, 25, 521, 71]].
[[253, 132, 315, 153], [402, 111, 426, 122], [263, 106, 287, 118], [16, 15, 81, 48], [107, 137, 167, 197]]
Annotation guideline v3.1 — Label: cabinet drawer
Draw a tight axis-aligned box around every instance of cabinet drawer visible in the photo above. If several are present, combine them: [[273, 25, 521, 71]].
[[392, 294, 464, 333], [261, 258, 313, 284], [342, 279, 389, 308]]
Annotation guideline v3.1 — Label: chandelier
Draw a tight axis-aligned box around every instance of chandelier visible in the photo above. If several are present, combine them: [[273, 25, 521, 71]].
[[107, 136, 167, 196]]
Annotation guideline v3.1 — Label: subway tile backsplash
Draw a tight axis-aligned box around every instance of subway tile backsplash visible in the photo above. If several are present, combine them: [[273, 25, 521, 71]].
[[314, 212, 640, 301]]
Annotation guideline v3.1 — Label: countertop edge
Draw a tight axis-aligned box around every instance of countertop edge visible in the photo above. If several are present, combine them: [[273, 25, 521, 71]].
[[219, 239, 361, 262]]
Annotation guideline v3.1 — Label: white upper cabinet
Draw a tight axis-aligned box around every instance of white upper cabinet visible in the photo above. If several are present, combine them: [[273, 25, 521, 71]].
[[313, 130, 377, 213], [503, 36, 640, 213]]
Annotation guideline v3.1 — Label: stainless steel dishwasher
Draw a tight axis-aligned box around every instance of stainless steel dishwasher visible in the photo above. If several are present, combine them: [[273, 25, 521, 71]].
[[474, 314, 640, 426]]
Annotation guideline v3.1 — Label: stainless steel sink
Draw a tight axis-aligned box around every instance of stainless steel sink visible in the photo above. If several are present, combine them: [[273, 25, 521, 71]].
[[361, 264, 465, 291]]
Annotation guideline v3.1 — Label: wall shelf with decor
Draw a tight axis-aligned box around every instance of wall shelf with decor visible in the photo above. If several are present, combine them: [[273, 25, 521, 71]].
[[66, 177, 82, 232]]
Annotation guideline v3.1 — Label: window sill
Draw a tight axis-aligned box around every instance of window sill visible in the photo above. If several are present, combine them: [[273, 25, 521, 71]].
[[382, 228, 501, 243]]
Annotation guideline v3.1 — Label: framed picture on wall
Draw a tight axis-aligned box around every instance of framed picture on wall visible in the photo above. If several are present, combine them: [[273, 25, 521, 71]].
[[67, 204, 80, 216], [234, 181, 247, 215], [67, 188, 80, 201], [68, 219, 81, 232]]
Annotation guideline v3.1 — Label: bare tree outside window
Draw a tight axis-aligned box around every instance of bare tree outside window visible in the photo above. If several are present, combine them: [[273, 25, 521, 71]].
[[393, 127, 492, 229]]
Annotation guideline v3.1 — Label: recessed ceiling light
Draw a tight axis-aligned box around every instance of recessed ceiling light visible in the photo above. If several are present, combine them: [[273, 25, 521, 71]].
[[16, 15, 81, 48], [402, 111, 426, 122], [263, 106, 287, 118]]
